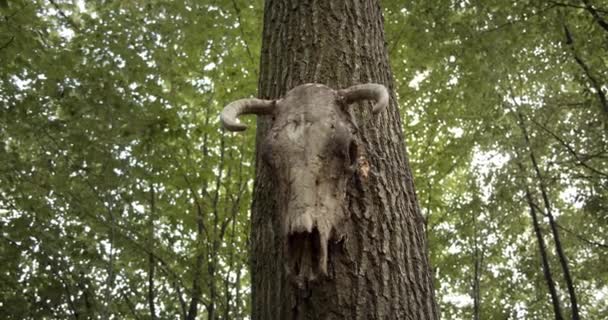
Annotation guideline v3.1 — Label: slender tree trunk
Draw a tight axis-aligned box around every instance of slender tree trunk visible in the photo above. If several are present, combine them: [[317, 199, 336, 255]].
[[251, 1, 438, 319], [148, 186, 157, 320], [186, 199, 206, 320], [208, 132, 227, 320], [520, 177, 564, 320], [186, 111, 212, 320], [472, 250, 481, 320], [472, 222, 482, 320], [102, 201, 116, 320], [514, 145, 563, 319], [234, 264, 242, 319], [224, 143, 246, 320], [517, 112, 580, 319]]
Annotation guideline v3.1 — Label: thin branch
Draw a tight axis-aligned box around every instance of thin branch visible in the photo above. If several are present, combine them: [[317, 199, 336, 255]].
[[0, 36, 14, 50], [48, 0, 81, 32], [563, 23, 608, 117], [481, 4, 558, 33], [53, 269, 80, 320], [3, 2, 30, 20], [529, 117, 608, 177], [550, 1, 608, 14], [183, 173, 209, 237], [231, 0, 257, 74], [581, 0, 608, 33], [557, 223, 608, 249], [120, 288, 143, 320]]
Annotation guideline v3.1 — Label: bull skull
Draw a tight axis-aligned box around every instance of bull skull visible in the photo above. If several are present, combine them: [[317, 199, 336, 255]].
[[221, 83, 388, 286]]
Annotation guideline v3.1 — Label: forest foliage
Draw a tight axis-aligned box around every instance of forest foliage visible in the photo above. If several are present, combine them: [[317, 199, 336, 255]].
[[1, 0, 606, 319]]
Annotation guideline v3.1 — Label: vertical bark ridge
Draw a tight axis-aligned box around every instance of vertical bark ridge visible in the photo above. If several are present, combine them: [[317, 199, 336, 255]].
[[252, 1, 438, 319]]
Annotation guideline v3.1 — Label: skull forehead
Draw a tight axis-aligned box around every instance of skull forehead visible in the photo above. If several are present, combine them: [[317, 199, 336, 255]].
[[277, 83, 340, 118], [266, 84, 351, 164]]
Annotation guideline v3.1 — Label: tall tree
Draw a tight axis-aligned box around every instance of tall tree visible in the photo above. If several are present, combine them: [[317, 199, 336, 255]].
[[246, 1, 438, 318]]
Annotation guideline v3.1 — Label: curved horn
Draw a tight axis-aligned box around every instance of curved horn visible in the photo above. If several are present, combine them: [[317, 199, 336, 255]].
[[220, 98, 275, 131], [338, 83, 389, 114]]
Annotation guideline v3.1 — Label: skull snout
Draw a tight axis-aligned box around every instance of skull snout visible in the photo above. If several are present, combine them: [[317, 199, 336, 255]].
[[286, 223, 330, 288]]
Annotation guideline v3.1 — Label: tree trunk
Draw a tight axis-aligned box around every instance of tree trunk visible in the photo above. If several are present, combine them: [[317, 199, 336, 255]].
[[148, 186, 157, 320], [250, 1, 438, 319], [516, 160, 564, 320], [472, 221, 482, 320], [517, 112, 579, 319]]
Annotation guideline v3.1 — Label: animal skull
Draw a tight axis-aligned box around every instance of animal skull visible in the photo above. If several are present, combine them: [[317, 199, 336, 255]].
[[221, 83, 388, 286]]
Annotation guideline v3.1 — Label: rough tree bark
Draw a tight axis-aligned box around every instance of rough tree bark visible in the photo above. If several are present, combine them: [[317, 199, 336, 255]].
[[250, 1, 438, 319]]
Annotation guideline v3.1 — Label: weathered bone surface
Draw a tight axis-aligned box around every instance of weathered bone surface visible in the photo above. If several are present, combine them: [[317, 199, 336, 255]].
[[220, 83, 388, 286]]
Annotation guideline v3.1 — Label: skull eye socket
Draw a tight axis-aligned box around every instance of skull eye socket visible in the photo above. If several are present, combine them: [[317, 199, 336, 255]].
[[348, 140, 358, 167], [261, 139, 276, 166]]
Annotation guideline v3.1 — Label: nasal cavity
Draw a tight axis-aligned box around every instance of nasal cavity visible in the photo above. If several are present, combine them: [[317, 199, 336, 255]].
[[287, 227, 322, 276]]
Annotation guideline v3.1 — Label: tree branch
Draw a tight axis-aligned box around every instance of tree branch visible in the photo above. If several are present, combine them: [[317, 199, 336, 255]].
[[581, 0, 608, 33], [482, 3, 558, 33], [231, 0, 257, 74], [550, 1, 608, 14], [48, 0, 81, 32], [529, 117, 608, 177], [0, 36, 14, 51], [563, 23, 608, 117], [557, 223, 608, 249], [120, 288, 143, 320]]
